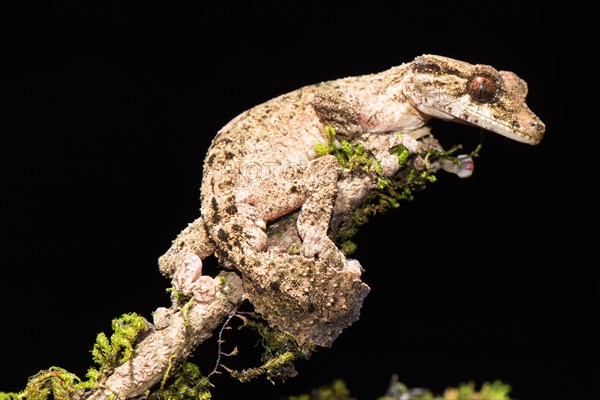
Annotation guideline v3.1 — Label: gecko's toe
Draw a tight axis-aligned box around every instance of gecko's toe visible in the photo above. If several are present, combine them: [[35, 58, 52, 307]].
[[301, 227, 346, 269], [247, 225, 268, 252]]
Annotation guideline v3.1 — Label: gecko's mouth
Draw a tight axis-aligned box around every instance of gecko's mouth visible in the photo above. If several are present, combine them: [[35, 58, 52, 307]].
[[439, 102, 545, 145]]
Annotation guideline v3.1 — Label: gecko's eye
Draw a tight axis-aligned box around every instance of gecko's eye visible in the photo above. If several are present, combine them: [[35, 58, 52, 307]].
[[467, 74, 498, 103]]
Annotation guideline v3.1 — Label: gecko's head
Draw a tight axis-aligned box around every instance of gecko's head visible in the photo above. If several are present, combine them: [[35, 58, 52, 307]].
[[401, 54, 545, 145]]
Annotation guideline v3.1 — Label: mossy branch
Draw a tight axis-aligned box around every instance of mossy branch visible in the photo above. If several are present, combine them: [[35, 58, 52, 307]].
[[0, 271, 243, 400], [315, 127, 465, 255], [223, 313, 313, 384]]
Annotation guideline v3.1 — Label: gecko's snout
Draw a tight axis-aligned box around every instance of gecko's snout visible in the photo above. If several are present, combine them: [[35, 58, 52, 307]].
[[524, 115, 545, 145], [531, 117, 545, 135]]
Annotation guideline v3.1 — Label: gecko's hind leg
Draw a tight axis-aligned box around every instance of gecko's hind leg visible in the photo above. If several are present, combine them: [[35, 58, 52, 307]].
[[159, 216, 215, 295]]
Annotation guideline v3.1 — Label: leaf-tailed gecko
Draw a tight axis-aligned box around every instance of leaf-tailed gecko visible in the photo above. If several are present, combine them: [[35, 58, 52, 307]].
[[159, 54, 545, 348]]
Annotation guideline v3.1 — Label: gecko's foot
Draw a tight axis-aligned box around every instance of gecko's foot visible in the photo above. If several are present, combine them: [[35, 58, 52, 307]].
[[301, 226, 346, 269], [172, 253, 216, 301], [440, 154, 474, 179], [456, 154, 474, 178], [172, 253, 204, 295]]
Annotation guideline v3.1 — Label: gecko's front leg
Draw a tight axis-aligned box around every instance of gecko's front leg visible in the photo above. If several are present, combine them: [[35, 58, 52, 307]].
[[208, 154, 346, 271], [248, 155, 345, 264]]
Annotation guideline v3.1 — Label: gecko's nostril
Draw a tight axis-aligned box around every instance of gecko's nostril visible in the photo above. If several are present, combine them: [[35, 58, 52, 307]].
[[530, 119, 546, 133]]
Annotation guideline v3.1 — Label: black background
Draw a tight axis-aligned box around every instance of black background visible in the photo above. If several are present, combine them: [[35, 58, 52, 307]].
[[0, 1, 591, 399]]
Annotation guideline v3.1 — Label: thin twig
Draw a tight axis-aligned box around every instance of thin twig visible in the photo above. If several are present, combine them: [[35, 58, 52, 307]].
[[208, 305, 239, 379]]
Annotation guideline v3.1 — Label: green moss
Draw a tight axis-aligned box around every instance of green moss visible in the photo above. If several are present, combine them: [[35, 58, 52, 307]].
[[2, 313, 151, 400], [379, 380, 511, 400], [392, 133, 411, 167], [287, 379, 511, 400], [288, 379, 354, 400], [378, 384, 434, 400], [339, 240, 357, 255], [80, 368, 99, 389], [151, 362, 212, 400], [0, 393, 22, 400], [15, 367, 85, 400], [226, 313, 312, 383], [288, 243, 302, 255], [92, 312, 149, 367], [315, 125, 338, 157], [180, 296, 196, 328], [225, 351, 297, 383], [470, 143, 482, 158], [315, 126, 466, 255], [166, 287, 196, 327], [446, 380, 511, 400], [315, 125, 379, 176], [167, 286, 192, 305]]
